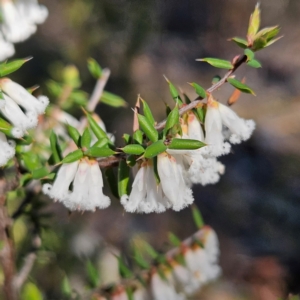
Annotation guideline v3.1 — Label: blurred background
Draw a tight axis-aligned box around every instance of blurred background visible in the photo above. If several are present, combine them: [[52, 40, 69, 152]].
[[8, 0, 300, 299]]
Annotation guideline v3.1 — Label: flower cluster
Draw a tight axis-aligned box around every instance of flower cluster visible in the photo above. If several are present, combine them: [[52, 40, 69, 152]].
[[0, 0, 48, 61], [121, 96, 255, 214], [0, 78, 49, 166], [103, 226, 220, 300], [43, 158, 111, 212]]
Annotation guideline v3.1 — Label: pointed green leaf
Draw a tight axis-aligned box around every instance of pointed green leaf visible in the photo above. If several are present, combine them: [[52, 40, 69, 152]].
[[84, 147, 115, 158], [101, 91, 127, 108], [247, 59, 262, 68], [163, 105, 179, 138], [190, 82, 206, 99], [196, 58, 233, 69], [86, 260, 99, 288], [133, 130, 143, 145], [80, 128, 92, 149], [141, 99, 155, 125], [87, 113, 107, 140], [21, 282, 43, 300], [66, 124, 81, 146], [168, 138, 206, 150], [192, 205, 204, 229], [126, 155, 136, 167], [244, 49, 255, 61], [254, 26, 280, 42], [62, 149, 83, 163], [22, 153, 41, 171], [0, 57, 32, 77], [227, 78, 255, 95], [122, 144, 145, 155], [137, 114, 158, 142], [168, 232, 181, 247], [62, 65, 81, 88], [193, 105, 206, 123], [87, 57, 102, 79], [118, 160, 130, 197], [92, 137, 110, 148], [247, 3, 260, 40], [118, 256, 133, 279], [144, 140, 167, 159], [61, 275, 72, 297], [230, 37, 248, 49], [122, 133, 131, 145], [32, 167, 49, 180], [50, 131, 62, 164]]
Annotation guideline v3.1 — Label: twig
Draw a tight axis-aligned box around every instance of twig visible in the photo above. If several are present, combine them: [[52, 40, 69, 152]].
[[155, 54, 247, 130]]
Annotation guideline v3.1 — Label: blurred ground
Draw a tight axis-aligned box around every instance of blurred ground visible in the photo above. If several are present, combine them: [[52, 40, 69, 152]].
[[8, 0, 300, 298]]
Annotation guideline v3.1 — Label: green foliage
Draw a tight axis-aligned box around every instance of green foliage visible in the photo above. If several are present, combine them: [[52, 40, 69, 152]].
[[192, 205, 204, 229], [87, 57, 102, 79], [196, 58, 233, 69], [189, 82, 206, 99], [0, 57, 32, 77], [21, 282, 43, 300], [101, 91, 127, 108], [137, 114, 158, 142], [144, 140, 167, 159], [61, 149, 83, 163], [168, 138, 206, 150], [163, 105, 179, 138], [122, 144, 145, 155], [86, 260, 100, 288], [84, 147, 116, 158], [227, 78, 255, 95], [118, 160, 130, 197]]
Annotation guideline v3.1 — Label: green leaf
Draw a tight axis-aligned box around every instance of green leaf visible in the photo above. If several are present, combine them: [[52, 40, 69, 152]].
[[230, 37, 248, 49], [19, 173, 32, 187], [69, 90, 88, 106], [252, 37, 267, 51], [61, 275, 72, 297], [0, 117, 14, 136], [22, 153, 41, 171], [144, 140, 167, 159], [143, 241, 158, 259], [122, 133, 131, 145], [247, 59, 262, 68], [92, 138, 110, 148], [21, 282, 43, 300], [192, 205, 204, 229], [118, 160, 130, 197], [194, 105, 206, 123], [168, 232, 181, 247], [137, 114, 158, 143], [0, 57, 32, 77], [244, 49, 255, 61], [32, 167, 49, 180], [101, 91, 127, 108], [133, 130, 143, 145], [105, 168, 119, 199], [87, 57, 102, 79], [212, 75, 221, 84], [80, 128, 92, 149], [168, 138, 206, 150], [62, 149, 83, 164], [62, 65, 81, 88], [66, 124, 81, 146], [87, 113, 107, 140], [141, 99, 155, 125], [86, 260, 99, 288], [190, 82, 206, 99], [254, 26, 280, 42], [164, 77, 183, 104], [50, 131, 62, 164], [227, 78, 255, 95], [196, 58, 233, 69], [247, 3, 260, 40], [163, 106, 179, 138], [118, 256, 133, 279], [126, 155, 136, 167], [122, 144, 145, 155], [84, 147, 115, 158]]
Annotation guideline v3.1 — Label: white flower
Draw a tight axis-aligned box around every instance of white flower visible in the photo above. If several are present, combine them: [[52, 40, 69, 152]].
[[0, 78, 49, 115], [202, 226, 220, 264], [16, 0, 48, 25], [133, 287, 151, 300], [0, 93, 38, 132], [121, 161, 171, 214], [218, 102, 255, 144], [0, 32, 15, 61], [0, 131, 15, 166], [172, 263, 201, 295], [0, 0, 36, 43], [157, 153, 194, 211], [43, 160, 79, 201], [204, 100, 231, 157], [150, 272, 185, 300], [64, 159, 111, 211]]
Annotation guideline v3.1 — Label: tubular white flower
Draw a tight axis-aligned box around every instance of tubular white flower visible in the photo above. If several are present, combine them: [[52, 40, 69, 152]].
[[202, 226, 220, 264], [157, 152, 194, 211], [65, 159, 111, 211], [0, 94, 38, 132], [0, 78, 49, 115], [0, 132, 15, 166], [218, 102, 255, 144], [151, 272, 185, 300], [16, 0, 48, 25], [204, 100, 231, 157], [42, 160, 79, 201], [187, 112, 204, 141], [121, 161, 171, 214], [0, 32, 15, 61], [0, 0, 36, 43]]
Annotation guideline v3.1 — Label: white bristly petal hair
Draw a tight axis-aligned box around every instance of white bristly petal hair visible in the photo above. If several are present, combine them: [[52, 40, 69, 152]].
[[157, 152, 194, 211], [150, 271, 185, 300], [0, 131, 15, 167], [0, 32, 15, 61], [0, 78, 49, 115], [43, 159, 111, 212], [15, 0, 48, 25], [121, 161, 171, 213], [0, 0, 36, 43]]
